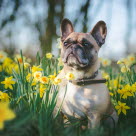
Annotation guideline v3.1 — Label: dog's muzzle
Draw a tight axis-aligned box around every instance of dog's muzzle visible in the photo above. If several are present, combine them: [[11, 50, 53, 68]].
[[63, 44, 89, 67]]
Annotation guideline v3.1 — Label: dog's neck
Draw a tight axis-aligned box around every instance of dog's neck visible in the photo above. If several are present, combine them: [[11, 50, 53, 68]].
[[63, 59, 100, 80]]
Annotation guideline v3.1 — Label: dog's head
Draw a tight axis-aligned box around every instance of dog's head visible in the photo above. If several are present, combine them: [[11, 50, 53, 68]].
[[60, 18, 107, 70]]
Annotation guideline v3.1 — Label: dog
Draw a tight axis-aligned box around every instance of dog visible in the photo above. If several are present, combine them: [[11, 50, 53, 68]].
[[55, 18, 118, 129]]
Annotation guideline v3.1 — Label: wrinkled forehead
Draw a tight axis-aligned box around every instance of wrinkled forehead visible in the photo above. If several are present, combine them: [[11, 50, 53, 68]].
[[65, 32, 99, 47]]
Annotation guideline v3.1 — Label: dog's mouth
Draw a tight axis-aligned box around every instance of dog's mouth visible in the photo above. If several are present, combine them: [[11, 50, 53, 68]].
[[66, 53, 88, 67]]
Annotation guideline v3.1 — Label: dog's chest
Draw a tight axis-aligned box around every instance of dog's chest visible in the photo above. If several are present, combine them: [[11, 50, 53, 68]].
[[57, 82, 110, 119]]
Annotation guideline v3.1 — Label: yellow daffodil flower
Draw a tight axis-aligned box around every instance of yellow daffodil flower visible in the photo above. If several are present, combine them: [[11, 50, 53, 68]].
[[1, 76, 15, 90], [118, 58, 132, 67], [49, 73, 56, 81], [117, 60, 122, 64], [0, 51, 7, 62], [101, 71, 110, 79], [46, 53, 53, 59], [26, 73, 37, 86], [39, 84, 46, 98], [65, 72, 75, 80], [31, 79, 37, 86], [109, 92, 114, 96], [121, 66, 130, 73], [101, 59, 111, 67], [53, 77, 62, 85], [127, 54, 135, 63], [108, 79, 121, 90], [40, 76, 49, 84], [117, 84, 134, 99], [0, 102, 16, 130], [31, 65, 43, 73], [26, 73, 32, 82], [115, 101, 130, 115], [24, 62, 31, 69], [0, 91, 10, 102], [2, 57, 13, 69], [34, 71, 42, 81], [14, 54, 26, 64]]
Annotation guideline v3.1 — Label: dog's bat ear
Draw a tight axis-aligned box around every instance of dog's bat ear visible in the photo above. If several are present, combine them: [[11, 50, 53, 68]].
[[61, 18, 74, 41], [90, 21, 107, 47]]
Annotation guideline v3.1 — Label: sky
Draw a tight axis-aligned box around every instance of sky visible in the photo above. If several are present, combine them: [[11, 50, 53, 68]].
[[0, 0, 136, 60], [65, 0, 135, 59]]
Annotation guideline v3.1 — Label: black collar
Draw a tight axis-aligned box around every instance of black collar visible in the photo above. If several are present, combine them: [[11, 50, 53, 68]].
[[69, 71, 107, 86]]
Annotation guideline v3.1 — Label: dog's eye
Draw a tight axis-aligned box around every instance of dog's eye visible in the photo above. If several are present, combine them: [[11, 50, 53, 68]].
[[83, 43, 89, 46], [64, 42, 68, 46]]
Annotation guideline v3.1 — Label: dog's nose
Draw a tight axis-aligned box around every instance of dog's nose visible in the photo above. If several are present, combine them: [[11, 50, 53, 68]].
[[71, 44, 80, 50], [71, 44, 79, 53], [72, 44, 84, 55]]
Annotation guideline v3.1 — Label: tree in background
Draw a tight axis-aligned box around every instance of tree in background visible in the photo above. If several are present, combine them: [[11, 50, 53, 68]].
[[0, 0, 135, 56]]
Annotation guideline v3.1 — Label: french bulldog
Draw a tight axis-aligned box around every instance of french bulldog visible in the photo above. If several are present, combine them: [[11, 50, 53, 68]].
[[55, 18, 118, 128]]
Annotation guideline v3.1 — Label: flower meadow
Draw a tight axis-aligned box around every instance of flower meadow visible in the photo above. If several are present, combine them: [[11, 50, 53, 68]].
[[0, 50, 136, 136]]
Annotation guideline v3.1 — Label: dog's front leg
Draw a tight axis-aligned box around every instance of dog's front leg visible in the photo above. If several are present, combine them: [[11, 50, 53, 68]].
[[87, 113, 101, 129]]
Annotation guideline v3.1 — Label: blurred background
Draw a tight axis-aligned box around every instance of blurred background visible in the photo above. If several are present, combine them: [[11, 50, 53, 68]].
[[0, 0, 136, 60]]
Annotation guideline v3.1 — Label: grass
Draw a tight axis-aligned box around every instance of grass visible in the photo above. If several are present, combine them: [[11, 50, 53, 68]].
[[0, 50, 136, 136]]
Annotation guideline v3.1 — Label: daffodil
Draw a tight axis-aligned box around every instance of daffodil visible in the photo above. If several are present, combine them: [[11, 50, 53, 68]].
[[53, 77, 62, 85], [0, 51, 7, 62], [121, 58, 129, 65], [118, 58, 132, 67], [24, 62, 31, 69], [5, 64, 15, 75], [109, 92, 114, 96], [34, 71, 42, 81], [46, 53, 53, 59], [118, 89, 133, 99], [2, 57, 13, 69], [127, 54, 135, 64], [65, 72, 75, 80], [31, 79, 37, 86], [108, 79, 121, 90], [101, 71, 110, 79], [31, 65, 43, 73], [101, 59, 111, 67], [121, 66, 130, 73], [26, 73, 32, 82], [13, 63, 19, 73], [14, 54, 26, 64], [0, 91, 10, 102], [117, 60, 122, 64], [1, 76, 15, 90], [40, 76, 49, 84], [26, 73, 37, 86], [115, 101, 130, 115], [118, 84, 134, 99], [49, 73, 56, 81], [0, 102, 16, 130], [2, 61, 18, 74], [39, 84, 46, 98]]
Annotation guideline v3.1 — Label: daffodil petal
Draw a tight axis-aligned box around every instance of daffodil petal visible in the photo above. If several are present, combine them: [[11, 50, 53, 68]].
[[115, 105, 120, 110], [118, 109, 121, 115], [122, 108, 126, 115], [124, 106, 131, 109]]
